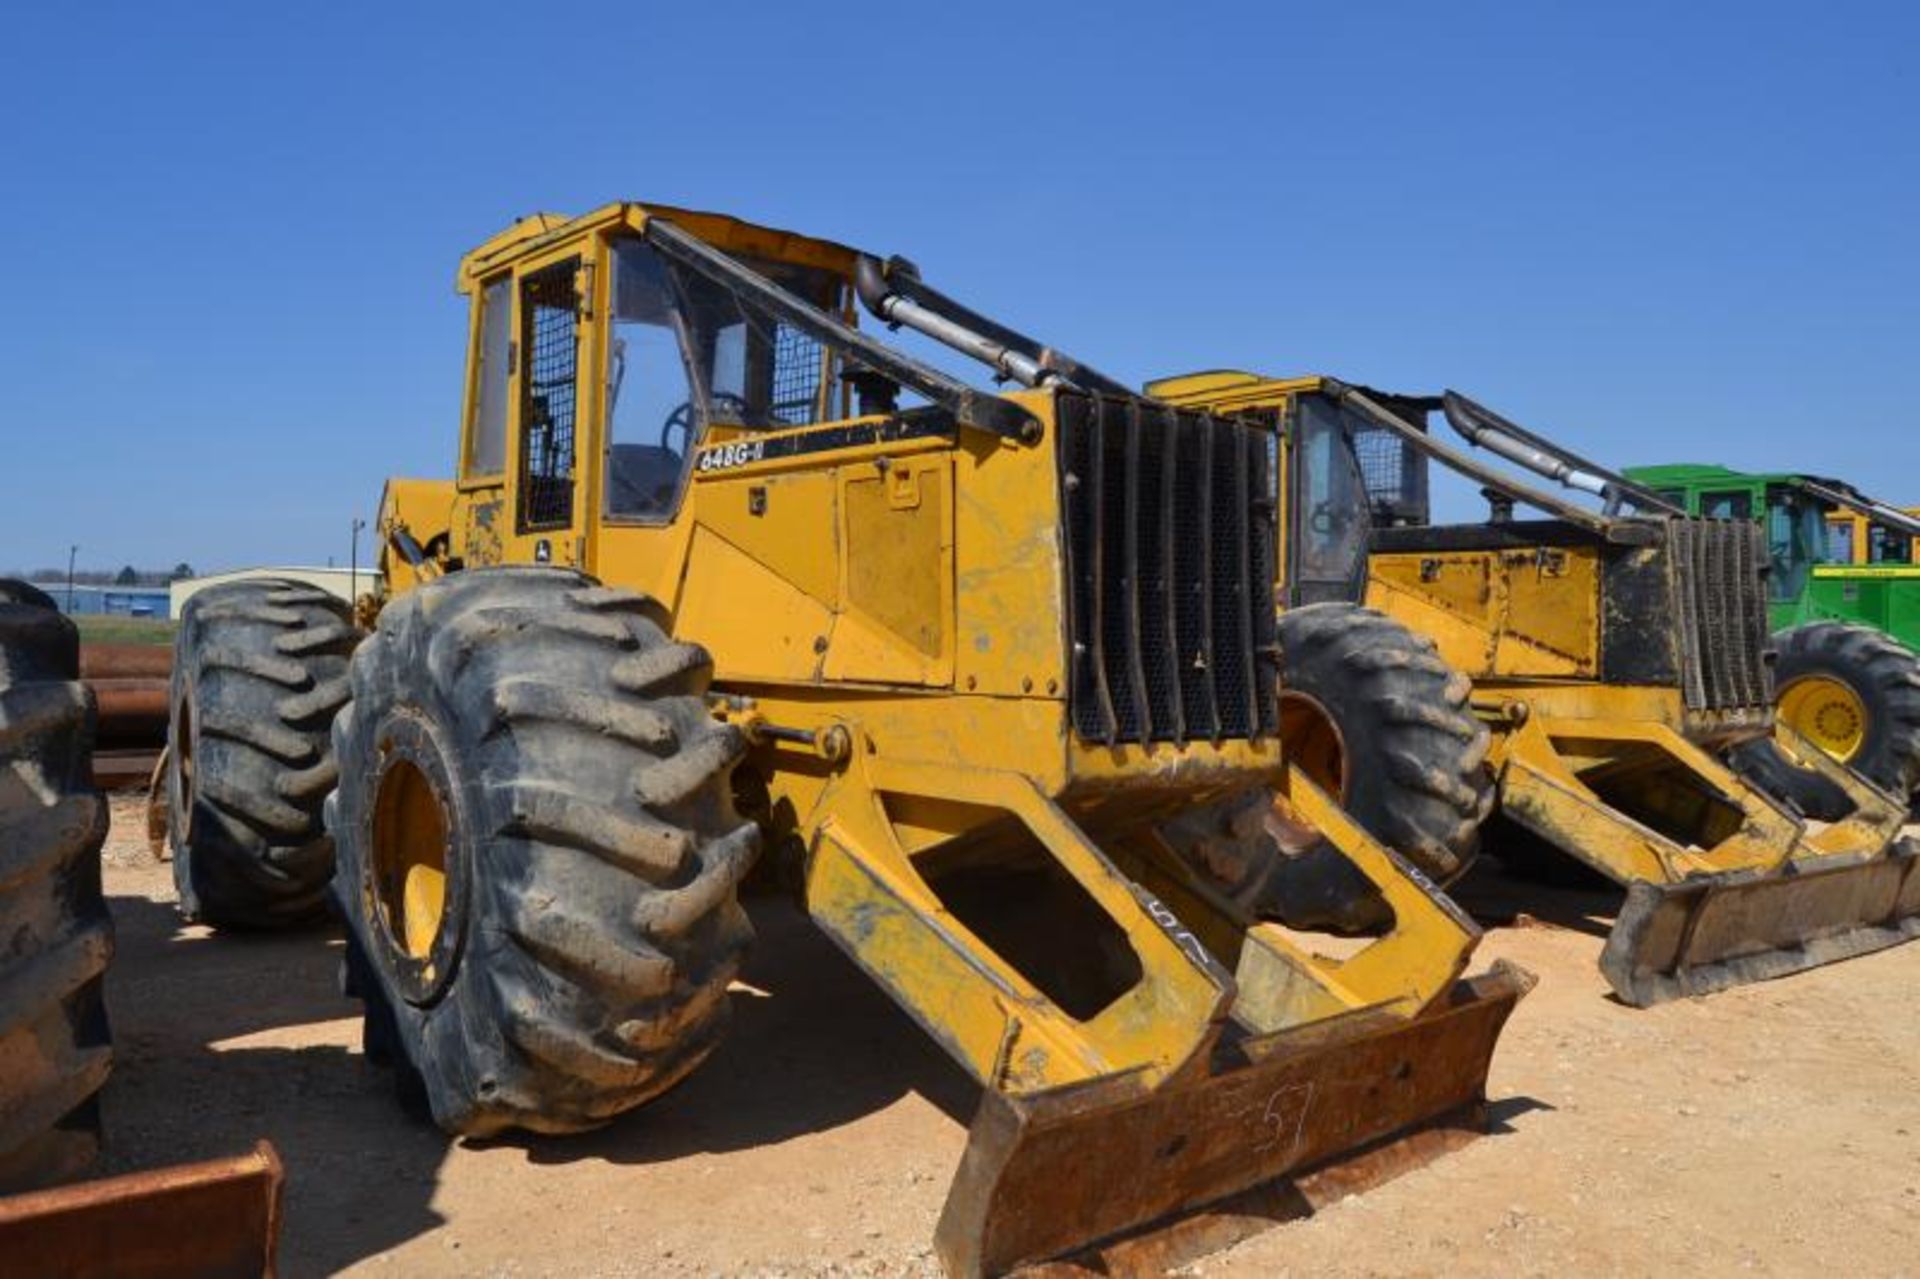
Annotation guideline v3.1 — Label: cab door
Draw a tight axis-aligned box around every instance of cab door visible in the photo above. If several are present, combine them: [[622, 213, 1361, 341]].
[[502, 248, 595, 570]]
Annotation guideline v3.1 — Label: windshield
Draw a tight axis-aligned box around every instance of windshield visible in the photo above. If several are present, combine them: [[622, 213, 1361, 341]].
[[604, 238, 850, 522], [608, 238, 847, 437], [1765, 489, 1828, 601]]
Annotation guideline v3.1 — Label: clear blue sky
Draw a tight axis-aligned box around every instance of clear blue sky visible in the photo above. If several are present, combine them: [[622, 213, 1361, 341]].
[[2, 1, 1914, 574]]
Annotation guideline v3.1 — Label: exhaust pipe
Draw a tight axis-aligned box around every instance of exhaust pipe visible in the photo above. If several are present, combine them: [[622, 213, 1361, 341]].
[[1442, 393, 1609, 498], [855, 256, 1060, 389], [1440, 391, 1681, 517], [853, 255, 1135, 398]]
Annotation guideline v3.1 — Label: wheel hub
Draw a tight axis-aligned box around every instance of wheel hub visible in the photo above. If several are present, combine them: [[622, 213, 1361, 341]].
[[1279, 690, 1348, 798], [367, 717, 465, 1004], [1271, 691, 1349, 850], [1778, 674, 1868, 762]]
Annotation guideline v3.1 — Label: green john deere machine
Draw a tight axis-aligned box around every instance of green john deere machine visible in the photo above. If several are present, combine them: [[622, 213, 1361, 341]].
[[1626, 464, 1920, 813]]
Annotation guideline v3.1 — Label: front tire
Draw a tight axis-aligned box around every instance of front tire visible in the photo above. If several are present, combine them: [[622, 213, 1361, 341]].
[[329, 568, 759, 1136], [1735, 622, 1920, 818], [1163, 604, 1493, 935], [0, 581, 112, 1190], [1272, 603, 1493, 878]]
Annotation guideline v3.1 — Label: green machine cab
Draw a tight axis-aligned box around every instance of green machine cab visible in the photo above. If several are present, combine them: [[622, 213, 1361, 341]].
[[1626, 463, 1920, 809]]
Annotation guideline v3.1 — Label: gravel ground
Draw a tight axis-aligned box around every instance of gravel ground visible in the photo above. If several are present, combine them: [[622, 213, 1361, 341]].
[[95, 796, 1920, 1277]]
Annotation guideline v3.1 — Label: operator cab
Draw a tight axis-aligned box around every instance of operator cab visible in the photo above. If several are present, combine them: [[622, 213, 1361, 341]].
[[456, 205, 904, 540], [449, 201, 1110, 566]]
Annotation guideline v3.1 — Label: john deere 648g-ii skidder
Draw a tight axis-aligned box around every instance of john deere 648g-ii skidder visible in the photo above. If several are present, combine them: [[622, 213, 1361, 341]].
[[1152, 373, 1917, 1007], [162, 205, 1526, 1276]]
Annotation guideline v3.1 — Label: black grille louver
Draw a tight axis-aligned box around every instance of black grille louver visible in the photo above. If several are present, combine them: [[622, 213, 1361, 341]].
[[1669, 518, 1771, 714], [1061, 395, 1278, 746]]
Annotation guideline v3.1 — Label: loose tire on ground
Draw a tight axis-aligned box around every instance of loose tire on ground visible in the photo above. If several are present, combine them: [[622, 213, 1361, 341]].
[[328, 567, 759, 1136], [167, 578, 358, 928], [0, 580, 112, 1191], [1734, 622, 1920, 820]]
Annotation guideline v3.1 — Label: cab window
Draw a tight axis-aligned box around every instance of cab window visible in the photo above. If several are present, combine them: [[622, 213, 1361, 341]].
[[1828, 520, 1856, 564], [1765, 492, 1826, 602], [604, 238, 847, 522], [1285, 396, 1371, 606], [605, 245, 697, 520], [464, 276, 512, 477], [1868, 525, 1914, 564], [1701, 489, 1752, 520]]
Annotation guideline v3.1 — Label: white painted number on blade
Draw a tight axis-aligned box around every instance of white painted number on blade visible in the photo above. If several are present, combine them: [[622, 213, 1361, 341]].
[[1255, 1083, 1314, 1154], [1144, 896, 1215, 970]]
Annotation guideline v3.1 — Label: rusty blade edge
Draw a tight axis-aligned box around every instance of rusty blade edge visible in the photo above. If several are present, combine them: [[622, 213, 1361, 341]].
[[1601, 846, 1920, 1007], [0, 1140, 284, 1279], [936, 964, 1531, 1279], [1013, 1110, 1486, 1279]]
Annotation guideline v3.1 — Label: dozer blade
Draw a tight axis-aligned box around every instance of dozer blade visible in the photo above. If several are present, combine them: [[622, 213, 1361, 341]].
[[0, 1141, 284, 1278], [935, 963, 1531, 1279], [1601, 837, 1920, 1006]]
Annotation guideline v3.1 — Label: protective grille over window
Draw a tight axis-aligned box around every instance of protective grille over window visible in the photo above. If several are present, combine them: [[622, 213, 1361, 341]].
[[769, 323, 825, 425], [1349, 423, 1428, 526], [662, 252, 842, 431], [518, 260, 580, 532]]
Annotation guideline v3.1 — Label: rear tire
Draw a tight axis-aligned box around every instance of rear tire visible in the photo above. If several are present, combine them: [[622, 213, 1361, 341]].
[[168, 579, 358, 928], [329, 567, 759, 1136], [0, 581, 112, 1191], [1735, 622, 1920, 818]]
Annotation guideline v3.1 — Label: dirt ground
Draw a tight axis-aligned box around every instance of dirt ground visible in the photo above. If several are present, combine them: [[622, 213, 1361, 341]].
[[95, 795, 1920, 1278]]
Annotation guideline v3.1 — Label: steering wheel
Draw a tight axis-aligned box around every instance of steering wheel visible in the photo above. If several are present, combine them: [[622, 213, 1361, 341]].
[[660, 393, 750, 456], [1308, 500, 1348, 537]]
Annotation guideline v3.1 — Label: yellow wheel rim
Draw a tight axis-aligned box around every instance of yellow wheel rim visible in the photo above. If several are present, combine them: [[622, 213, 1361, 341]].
[[1271, 692, 1349, 851], [1777, 674, 1869, 762], [1279, 691, 1348, 799], [371, 758, 450, 962]]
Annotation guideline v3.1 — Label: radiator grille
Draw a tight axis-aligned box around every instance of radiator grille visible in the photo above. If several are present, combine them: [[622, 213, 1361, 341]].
[[1060, 395, 1278, 745], [1670, 517, 1770, 713]]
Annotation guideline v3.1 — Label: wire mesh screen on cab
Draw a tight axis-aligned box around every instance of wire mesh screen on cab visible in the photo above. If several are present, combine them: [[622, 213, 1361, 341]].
[[769, 323, 825, 425], [1349, 421, 1429, 526], [519, 260, 580, 532]]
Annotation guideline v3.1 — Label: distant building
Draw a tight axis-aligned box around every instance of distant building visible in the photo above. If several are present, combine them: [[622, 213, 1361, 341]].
[[169, 567, 383, 619], [39, 584, 172, 618]]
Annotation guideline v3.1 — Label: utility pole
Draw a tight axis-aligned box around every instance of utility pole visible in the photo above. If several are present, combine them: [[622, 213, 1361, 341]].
[[350, 517, 365, 611], [66, 544, 77, 612]]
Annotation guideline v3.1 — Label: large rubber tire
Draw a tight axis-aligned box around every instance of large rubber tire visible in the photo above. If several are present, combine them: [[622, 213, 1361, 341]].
[[1734, 622, 1920, 819], [1274, 603, 1493, 879], [167, 579, 358, 928], [1161, 604, 1493, 935], [0, 581, 112, 1191], [328, 567, 759, 1136]]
